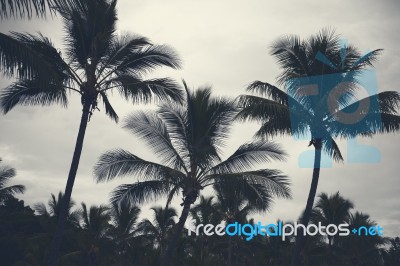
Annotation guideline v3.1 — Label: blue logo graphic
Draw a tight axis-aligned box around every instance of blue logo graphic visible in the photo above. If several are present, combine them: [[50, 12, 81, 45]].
[[287, 42, 382, 168]]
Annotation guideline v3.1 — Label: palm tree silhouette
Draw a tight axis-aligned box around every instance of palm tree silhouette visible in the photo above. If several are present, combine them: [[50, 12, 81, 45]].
[[213, 179, 285, 266], [34, 191, 79, 226], [237, 29, 400, 265], [0, 1, 182, 264], [311, 192, 354, 265], [341, 212, 388, 265], [109, 200, 141, 265], [78, 203, 111, 266], [139, 206, 177, 258], [0, 158, 25, 204], [94, 82, 291, 266]]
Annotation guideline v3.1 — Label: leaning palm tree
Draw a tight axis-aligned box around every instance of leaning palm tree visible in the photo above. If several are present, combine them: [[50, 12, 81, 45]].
[[0, 1, 182, 264], [0, 158, 25, 204], [237, 29, 400, 265], [94, 83, 292, 266]]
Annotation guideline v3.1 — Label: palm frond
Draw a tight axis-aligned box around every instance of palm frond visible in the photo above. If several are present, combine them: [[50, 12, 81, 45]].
[[211, 170, 291, 211], [322, 135, 344, 162], [186, 87, 237, 166], [94, 148, 185, 183], [0, 184, 25, 202], [99, 91, 118, 122], [246, 81, 289, 105], [106, 75, 183, 103], [349, 49, 383, 71], [270, 34, 310, 83], [110, 180, 170, 206], [330, 91, 400, 120], [59, 0, 117, 67], [157, 103, 191, 167], [115, 44, 181, 74], [123, 112, 187, 172], [0, 0, 54, 19], [0, 78, 68, 113], [99, 34, 150, 72], [0, 165, 16, 186], [209, 141, 286, 174], [237, 94, 291, 122], [0, 32, 70, 82], [33, 202, 49, 216]]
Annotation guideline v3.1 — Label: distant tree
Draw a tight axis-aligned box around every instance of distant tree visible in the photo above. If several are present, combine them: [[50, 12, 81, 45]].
[[383, 237, 400, 266], [34, 191, 79, 226], [312, 192, 354, 262], [0, 158, 25, 204], [78, 203, 111, 266], [139, 206, 177, 257], [109, 200, 141, 265]]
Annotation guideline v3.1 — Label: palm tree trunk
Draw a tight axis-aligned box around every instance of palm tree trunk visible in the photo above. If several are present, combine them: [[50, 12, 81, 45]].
[[161, 201, 191, 266], [48, 102, 91, 266], [291, 139, 322, 266]]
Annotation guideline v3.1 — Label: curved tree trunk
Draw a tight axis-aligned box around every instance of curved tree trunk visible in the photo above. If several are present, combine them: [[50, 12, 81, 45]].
[[48, 102, 91, 266], [291, 139, 322, 266], [161, 201, 191, 266]]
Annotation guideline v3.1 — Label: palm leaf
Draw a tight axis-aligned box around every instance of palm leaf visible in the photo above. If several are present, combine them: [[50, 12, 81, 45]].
[[123, 111, 187, 172], [111, 180, 170, 205], [106, 75, 183, 103], [0, 0, 54, 19], [0, 78, 68, 113], [94, 148, 185, 183], [99, 91, 118, 122], [0, 32, 70, 82], [208, 141, 286, 174]]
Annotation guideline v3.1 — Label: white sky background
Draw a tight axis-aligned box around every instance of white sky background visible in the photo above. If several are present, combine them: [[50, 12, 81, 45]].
[[1, 0, 400, 236]]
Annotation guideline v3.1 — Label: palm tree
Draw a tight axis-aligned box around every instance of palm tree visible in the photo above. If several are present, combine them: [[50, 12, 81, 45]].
[[213, 180, 279, 266], [189, 196, 222, 266], [0, 1, 182, 264], [0, 158, 25, 204], [139, 206, 177, 257], [94, 83, 292, 266], [109, 200, 141, 265], [310, 192, 354, 265], [78, 203, 111, 266], [237, 29, 400, 265], [34, 191, 79, 226], [340, 212, 387, 266], [79, 203, 110, 241]]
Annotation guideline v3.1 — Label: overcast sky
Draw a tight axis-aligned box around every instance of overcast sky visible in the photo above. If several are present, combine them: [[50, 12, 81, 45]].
[[1, 0, 399, 237]]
